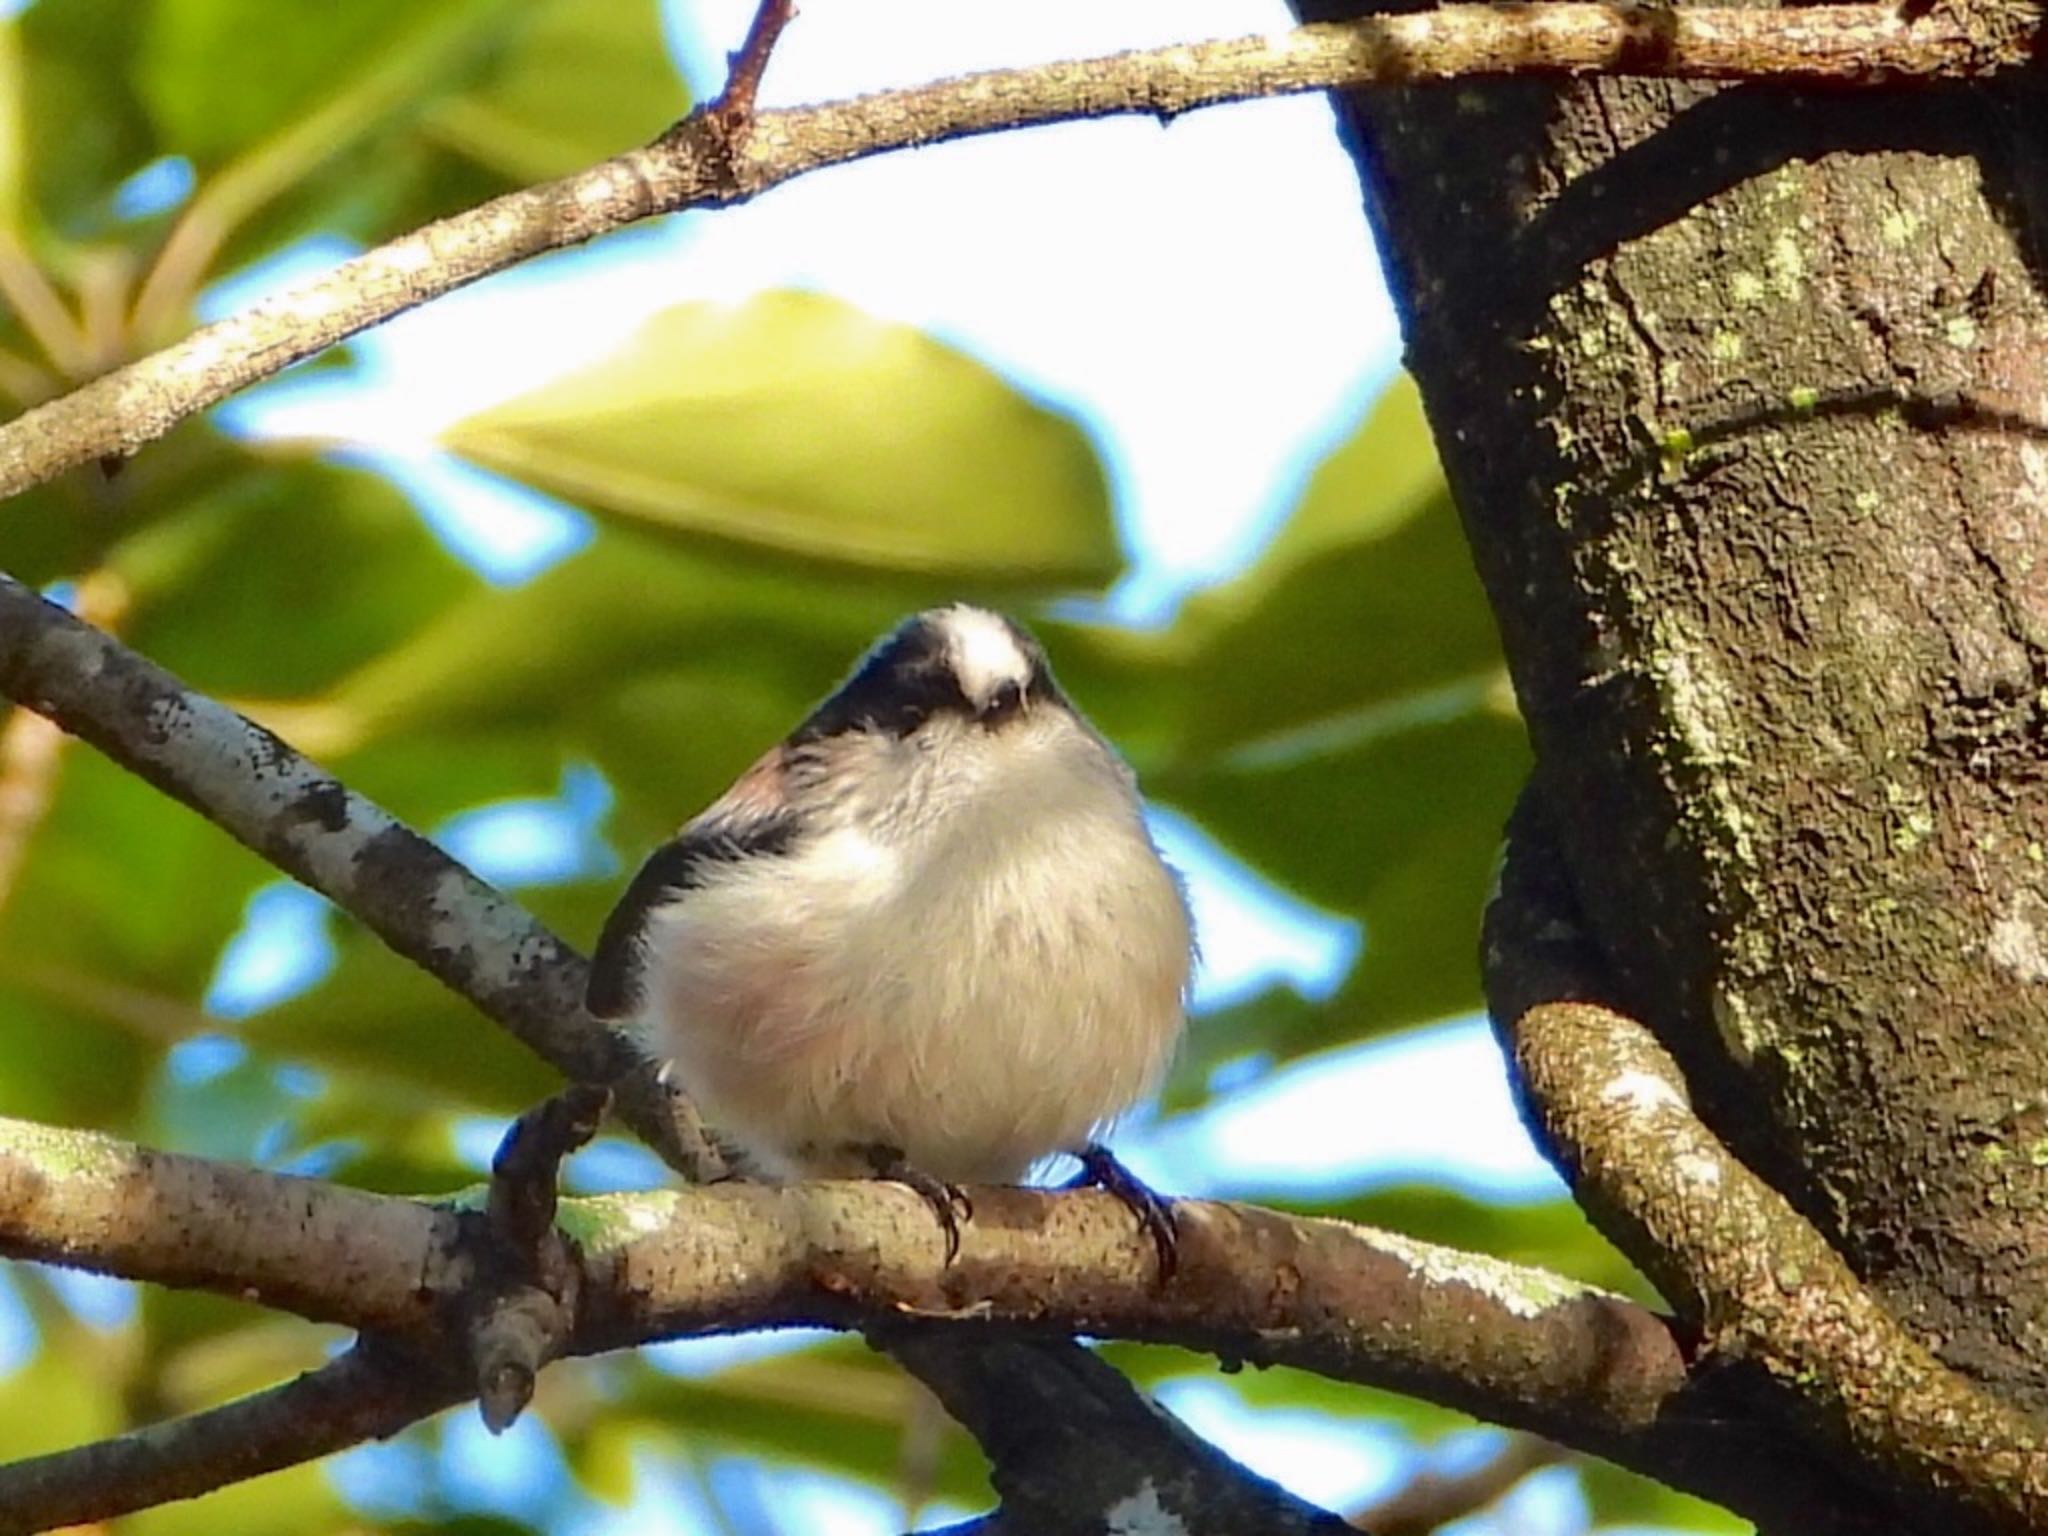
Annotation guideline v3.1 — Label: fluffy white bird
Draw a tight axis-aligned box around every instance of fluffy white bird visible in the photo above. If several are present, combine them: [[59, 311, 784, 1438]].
[[589, 604, 1193, 1268]]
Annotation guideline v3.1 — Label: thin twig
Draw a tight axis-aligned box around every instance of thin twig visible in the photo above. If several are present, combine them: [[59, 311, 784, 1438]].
[[713, 0, 797, 126], [469, 1084, 609, 1431], [0, 2, 2037, 498], [0, 1341, 460, 1533], [0, 229, 87, 382], [1351, 1433, 1568, 1535]]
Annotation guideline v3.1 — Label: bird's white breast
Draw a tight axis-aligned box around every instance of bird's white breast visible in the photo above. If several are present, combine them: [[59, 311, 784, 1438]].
[[636, 715, 1192, 1183]]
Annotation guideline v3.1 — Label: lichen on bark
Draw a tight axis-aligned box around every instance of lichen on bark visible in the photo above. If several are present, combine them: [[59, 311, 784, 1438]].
[[1296, 1, 2048, 1422]]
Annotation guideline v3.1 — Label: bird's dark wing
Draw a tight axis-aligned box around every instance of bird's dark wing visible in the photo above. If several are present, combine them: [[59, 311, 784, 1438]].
[[585, 749, 799, 1021]]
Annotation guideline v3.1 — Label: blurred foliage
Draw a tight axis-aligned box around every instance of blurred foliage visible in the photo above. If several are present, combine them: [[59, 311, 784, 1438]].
[[0, 2, 1700, 1533]]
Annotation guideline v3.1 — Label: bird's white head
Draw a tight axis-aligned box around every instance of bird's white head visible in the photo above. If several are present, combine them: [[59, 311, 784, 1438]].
[[793, 604, 1064, 742], [928, 604, 1037, 715]]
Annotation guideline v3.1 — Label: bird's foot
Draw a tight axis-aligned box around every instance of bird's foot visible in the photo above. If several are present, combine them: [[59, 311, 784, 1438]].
[[859, 1143, 973, 1264], [1067, 1143, 1178, 1284]]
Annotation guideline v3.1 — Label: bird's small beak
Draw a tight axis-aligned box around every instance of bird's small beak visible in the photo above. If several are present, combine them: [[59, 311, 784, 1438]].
[[978, 679, 1026, 728]]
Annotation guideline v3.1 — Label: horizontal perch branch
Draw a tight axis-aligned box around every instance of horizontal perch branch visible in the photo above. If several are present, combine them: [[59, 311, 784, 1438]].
[[0, 1105, 1710, 1528]]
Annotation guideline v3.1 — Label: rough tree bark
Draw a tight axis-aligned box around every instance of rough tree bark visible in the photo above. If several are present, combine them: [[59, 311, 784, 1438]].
[[1296, 0, 2048, 1494]]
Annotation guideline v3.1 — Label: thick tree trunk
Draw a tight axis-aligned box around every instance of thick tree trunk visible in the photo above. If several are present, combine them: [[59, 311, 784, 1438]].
[[1294, 2, 2048, 1425]]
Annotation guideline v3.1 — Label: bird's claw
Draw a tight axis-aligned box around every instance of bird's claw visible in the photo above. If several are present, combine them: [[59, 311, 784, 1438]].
[[1068, 1143, 1179, 1284], [860, 1144, 973, 1264]]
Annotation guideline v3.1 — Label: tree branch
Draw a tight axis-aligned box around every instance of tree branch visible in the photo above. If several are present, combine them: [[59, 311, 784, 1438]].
[[711, 0, 797, 129], [0, 1106, 1703, 1518], [877, 1332, 1354, 1534], [0, 1100, 1949, 1532], [0, 1341, 461, 1534], [1484, 788, 2048, 1536], [0, 574, 721, 1182], [1351, 1433, 1566, 1536], [0, 1110, 1676, 1422], [0, 3, 2037, 498]]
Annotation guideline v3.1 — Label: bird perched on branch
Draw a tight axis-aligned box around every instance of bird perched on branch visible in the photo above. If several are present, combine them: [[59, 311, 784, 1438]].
[[588, 604, 1193, 1273]]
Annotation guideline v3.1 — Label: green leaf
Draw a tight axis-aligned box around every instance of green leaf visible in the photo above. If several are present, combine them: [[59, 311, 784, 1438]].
[[1580, 1457, 1748, 1532], [145, 1052, 298, 1164], [135, 0, 485, 167], [425, 0, 686, 183], [1160, 704, 1528, 1058], [0, 18, 22, 233], [1028, 616, 1196, 776], [1096, 372, 1522, 1065], [445, 292, 1118, 584], [291, 529, 906, 750], [1162, 377, 1499, 760], [238, 914, 562, 1113], [1161, 985, 1333, 1112], [0, 480, 122, 588], [0, 979, 155, 1126], [112, 456, 483, 700], [128, 1460, 346, 1536], [0, 748, 274, 1126], [0, 1330, 124, 1460], [15, 0, 155, 236], [613, 1343, 993, 1508]]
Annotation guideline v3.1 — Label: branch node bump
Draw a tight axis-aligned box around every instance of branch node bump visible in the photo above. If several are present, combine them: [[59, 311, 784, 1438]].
[[459, 1085, 607, 1431]]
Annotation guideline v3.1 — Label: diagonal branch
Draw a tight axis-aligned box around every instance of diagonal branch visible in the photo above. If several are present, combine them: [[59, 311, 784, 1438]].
[[1351, 1433, 1567, 1536], [1483, 787, 2048, 1536], [0, 3, 2038, 498], [0, 573, 721, 1182], [0, 1341, 462, 1533], [878, 1331, 1353, 1534]]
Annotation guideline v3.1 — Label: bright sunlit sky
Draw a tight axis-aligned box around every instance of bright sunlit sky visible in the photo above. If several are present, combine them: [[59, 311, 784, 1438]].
[[40, 2, 1595, 1528]]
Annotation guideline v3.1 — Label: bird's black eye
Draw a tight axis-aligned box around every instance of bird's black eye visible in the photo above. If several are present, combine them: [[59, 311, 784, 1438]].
[[978, 679, 1024, 727]]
